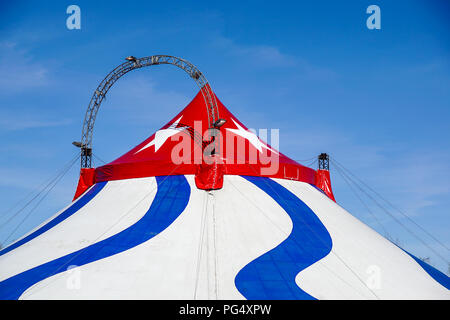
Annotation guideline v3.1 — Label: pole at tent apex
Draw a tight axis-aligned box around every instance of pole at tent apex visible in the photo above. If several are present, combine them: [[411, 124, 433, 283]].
[[318, 153, 330, 171]]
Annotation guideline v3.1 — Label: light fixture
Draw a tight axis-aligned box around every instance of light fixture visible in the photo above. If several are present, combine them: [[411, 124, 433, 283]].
[[72, 141, 83, 148], [213, 119, 227, 128], [192, 71, 201, 80], [125, 56, 137, 62]]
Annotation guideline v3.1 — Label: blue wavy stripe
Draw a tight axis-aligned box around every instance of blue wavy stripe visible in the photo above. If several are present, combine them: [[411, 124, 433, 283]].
[[404, 250, 450, 290], [0, 182, 107, 257], [310, 184, 326, 195], [0, 175, 190, 300], [235, 176, 333, 300]]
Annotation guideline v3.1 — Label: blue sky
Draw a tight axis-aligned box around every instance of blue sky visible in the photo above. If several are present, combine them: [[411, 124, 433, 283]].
[[0, 1, 449, 273]]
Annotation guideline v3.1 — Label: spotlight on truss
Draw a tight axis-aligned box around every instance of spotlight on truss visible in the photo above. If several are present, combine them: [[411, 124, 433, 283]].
[[125, 56, 137, 62], [72, 141, 83, 148], [213, 119, 227, 128]]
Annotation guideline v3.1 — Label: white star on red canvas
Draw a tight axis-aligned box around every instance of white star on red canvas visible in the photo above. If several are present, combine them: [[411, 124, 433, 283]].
[[226, 119, 278, 154], [135, 116, 187, 154]]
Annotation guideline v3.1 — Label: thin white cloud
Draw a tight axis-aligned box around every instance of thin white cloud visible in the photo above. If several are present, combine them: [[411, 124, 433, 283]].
[[212, 36, 337, 80], [0, 114, 71, 131], [213, 36, 296, 67], [0, 42, 49, 93], [280, 127, 450, 218], [406, 57, 450, 74], [104, 75, 190, 125]]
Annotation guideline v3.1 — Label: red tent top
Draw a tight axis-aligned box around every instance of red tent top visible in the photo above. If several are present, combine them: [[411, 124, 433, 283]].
[[74, 87, 334, 199], [94, 88, 315, 183]]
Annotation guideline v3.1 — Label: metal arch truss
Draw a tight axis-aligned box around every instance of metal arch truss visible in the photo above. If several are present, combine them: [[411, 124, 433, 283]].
[[80, 55, 219, 168]]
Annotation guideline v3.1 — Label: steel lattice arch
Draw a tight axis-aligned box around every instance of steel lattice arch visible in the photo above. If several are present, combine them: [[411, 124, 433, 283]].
[[79, 55, 219, 168]]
